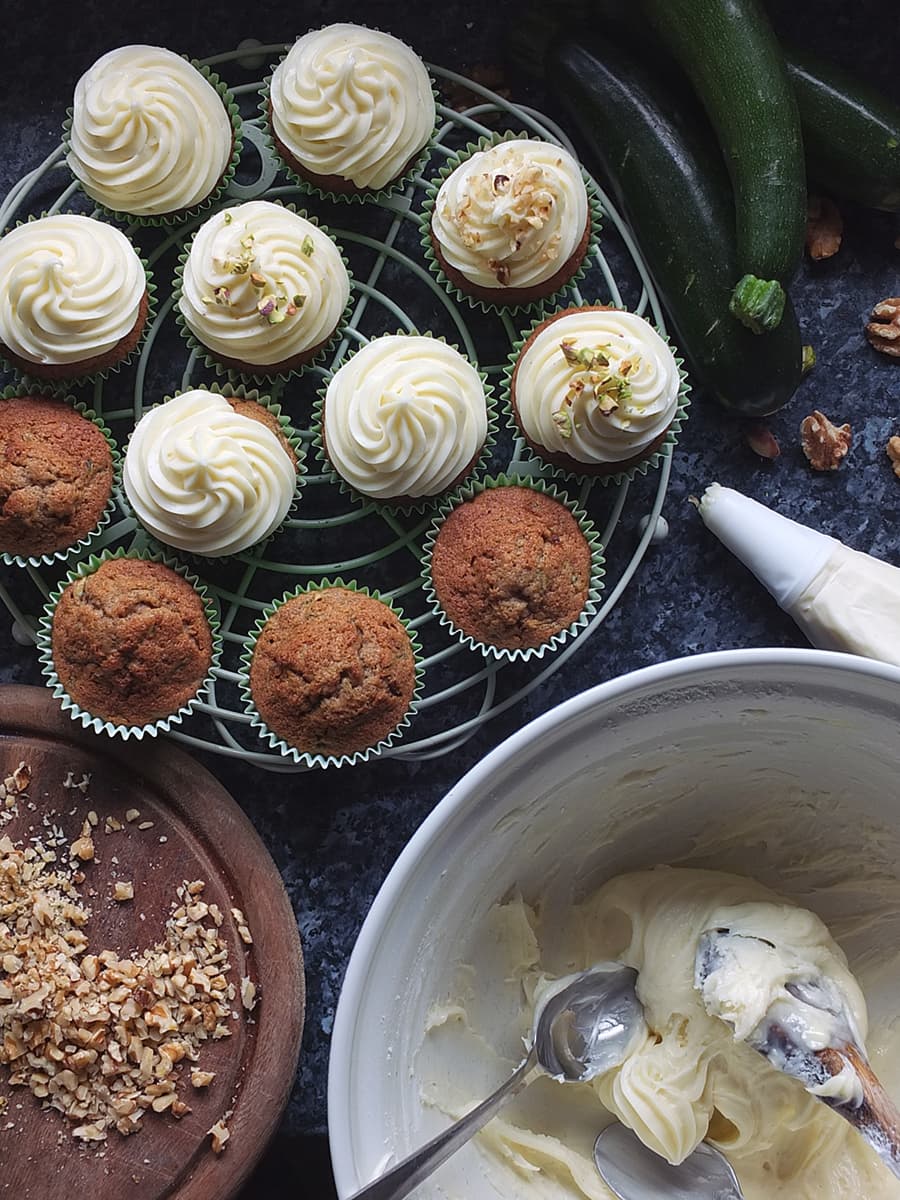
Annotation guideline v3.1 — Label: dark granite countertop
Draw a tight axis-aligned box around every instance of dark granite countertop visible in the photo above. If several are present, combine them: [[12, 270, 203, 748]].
[[2, 2, 900, 1195]]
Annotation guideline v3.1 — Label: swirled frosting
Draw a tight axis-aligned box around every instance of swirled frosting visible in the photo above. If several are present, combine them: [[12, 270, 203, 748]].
[[0, 214, 145, 366], [513, 308, 680, 466], [324, 335, 488, 500], [67, 45, 233, 217], [431, 138, 589, 291], [269, 24, 434, 191], [178, 200, 350, 369], [123, 389, 297, 556]]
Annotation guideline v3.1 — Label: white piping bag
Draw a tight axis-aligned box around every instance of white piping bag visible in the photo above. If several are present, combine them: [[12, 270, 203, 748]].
[[698, 483, 900, 668]]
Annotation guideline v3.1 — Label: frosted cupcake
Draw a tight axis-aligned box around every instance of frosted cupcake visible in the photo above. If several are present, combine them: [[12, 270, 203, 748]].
[[508, 306, 687, 478], [0, 214, 150, 381], [426, 136, 593, 308], [319, 334, 491, 505], [123, 387, 301, 557], [176, 200, 351, 378], [266, 24, 435, 198], [66, 45, 239, 222]]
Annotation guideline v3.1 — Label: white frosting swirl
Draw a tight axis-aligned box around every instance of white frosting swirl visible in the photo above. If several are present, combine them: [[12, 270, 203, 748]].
[[514, 309, 681, 466], [431, 138, 589, 291], [0, 214, 145, 366], [67, 45, 233, 217], [178, 201, 350, 368], [270, 24, 434, 191], [123, 389, 297, 556], [324, 335, 488, 500]]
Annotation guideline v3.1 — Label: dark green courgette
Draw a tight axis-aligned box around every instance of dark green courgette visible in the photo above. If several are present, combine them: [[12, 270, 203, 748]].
[[548, 36, 803, 417], [636, 0, 806, 333], [786, 47, 900, 212]]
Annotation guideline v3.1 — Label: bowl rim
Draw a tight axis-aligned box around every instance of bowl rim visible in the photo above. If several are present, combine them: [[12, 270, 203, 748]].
[[327, 646, 900, 1195]]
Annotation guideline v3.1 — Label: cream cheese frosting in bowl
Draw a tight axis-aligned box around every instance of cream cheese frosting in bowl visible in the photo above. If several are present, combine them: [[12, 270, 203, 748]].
[[510, 306, 685, 478], [320, 334, 490, 504], [66, 44, 237, 220], [123, 388, 299, 557], [0, 213, 148, 380], [329, 649, 900, 1200], [176, 200, 351, 377], [267, 23, 435, 196], [427, 136, 592, 306]]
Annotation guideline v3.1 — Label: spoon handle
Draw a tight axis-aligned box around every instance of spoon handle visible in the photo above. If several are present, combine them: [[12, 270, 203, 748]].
[[347, 1048, 537, 1200], [815, 1043, 900, 1180]]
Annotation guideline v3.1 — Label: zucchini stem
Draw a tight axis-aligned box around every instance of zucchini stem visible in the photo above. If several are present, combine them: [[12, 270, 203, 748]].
[[729, 274, 787, 334]]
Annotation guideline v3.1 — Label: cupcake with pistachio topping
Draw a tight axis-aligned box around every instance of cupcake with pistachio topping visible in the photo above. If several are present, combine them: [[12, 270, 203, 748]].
[[506, 305, 689, 481], [175, 200, 351, 380], [422, 133, 598, 310]]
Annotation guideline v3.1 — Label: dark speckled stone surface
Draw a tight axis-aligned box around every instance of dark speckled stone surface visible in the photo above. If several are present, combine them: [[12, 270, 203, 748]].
[[2, 2, 900, 1195]]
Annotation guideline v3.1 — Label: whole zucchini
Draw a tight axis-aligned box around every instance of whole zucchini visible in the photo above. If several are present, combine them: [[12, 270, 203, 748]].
[[548, 36, 803, 417], [637, 0, 806, 333], [786, 48, 900, 212]]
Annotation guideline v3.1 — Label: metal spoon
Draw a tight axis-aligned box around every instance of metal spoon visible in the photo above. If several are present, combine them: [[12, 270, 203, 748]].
[[348, 962, 646, 1200], [594, 1124, 744, 1200], [696, 928, 900, 1180]]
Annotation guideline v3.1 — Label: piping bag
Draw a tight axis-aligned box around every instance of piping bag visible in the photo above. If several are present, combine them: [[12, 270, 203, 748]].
[[698, 483, 900, 668]]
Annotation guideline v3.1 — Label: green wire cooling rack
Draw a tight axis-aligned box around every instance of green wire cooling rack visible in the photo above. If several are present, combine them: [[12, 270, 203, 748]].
[[0, 43, 677, 772]]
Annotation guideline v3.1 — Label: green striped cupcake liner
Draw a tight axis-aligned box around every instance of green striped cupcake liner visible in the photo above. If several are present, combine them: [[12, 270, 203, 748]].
[[172, 199, 354, 386], [418, 128, 603, 316], [238, 577, 425, 769], [36, 546, 222, 742], [421, 472, 605, 663], [119, 381, 306, 564], [62, 58, 244, 228], [502, 303, 691, 488], [0, 383, 121, 569], [311, 329, 499, 516]]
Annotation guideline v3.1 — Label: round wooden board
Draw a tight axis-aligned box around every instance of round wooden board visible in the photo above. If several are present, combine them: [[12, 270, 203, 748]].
[[0, 685, 305, 1200]]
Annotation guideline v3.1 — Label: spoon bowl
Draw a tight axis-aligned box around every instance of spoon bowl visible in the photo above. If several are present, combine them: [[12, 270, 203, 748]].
[[593, 1124, 744, 1200]]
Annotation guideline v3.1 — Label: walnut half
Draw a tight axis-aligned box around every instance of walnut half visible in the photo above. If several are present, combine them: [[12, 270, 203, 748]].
[[805, 195, 843, 261], [886, 436, 900, 478], [866, 298, 900, 357], [800, 411, 852, 471]]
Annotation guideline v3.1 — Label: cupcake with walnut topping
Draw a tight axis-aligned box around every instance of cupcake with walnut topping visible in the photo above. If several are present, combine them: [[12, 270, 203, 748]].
[[507, 305, 689, 481], [422, 133, 598, 310], [175, 199, 351, 379]]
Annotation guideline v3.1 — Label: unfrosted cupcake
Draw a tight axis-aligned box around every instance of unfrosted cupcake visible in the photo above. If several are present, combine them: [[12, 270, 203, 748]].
[[320, 334, 490, 505], [0, 214, 150, 381], [0, 394, 116, 562], [46, 555, 216, 731], [66, 45, 239, 222], [266, 24, 435, 198], [123, 387, 301, 557], [426, 136, 592, 307], [176, 200, 350, 377], [245, 584, 418, 762], [508, 306, 685, 478]]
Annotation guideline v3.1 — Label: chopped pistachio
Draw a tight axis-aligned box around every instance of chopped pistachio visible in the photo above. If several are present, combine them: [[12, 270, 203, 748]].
[[249, 272, 266, 289], [223, 211, 233, 224], [552, 408, 574, 439], [301, 235, 315, 256]]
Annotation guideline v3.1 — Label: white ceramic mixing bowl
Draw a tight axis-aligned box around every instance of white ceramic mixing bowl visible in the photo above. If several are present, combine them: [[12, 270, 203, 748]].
[[328, 648, 900, 1198]]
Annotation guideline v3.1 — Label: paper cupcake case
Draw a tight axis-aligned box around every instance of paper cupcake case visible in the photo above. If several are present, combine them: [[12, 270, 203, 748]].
[[0, 383, 122, 569], [501, 304, 692, 489], [257, 43, 440, 207], [310, 330, 500, 516], [0, 215, 158, 388], [418, 128, 604, 317], [238, 577, 425, 769], [118, 381, 307, 566], [36, 546, 223, 742], [61, 60, 244, 228], [420, 473, 606, 664], [171, 202, 354, 386]]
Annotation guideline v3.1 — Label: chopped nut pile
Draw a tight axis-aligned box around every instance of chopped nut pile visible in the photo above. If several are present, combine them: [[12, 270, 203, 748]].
[[0, 775, 256, 1152]]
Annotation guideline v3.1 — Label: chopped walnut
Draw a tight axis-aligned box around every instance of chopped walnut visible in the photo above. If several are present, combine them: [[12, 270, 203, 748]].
[[191, 1068, 216, 1089], [805, 195, 843, 260], [800, 410, 852, 470], [866, 298, 900, 357], [209, 1119, 230, 1154], [113, 881, 134, 902], [886, 436, 900, 477]]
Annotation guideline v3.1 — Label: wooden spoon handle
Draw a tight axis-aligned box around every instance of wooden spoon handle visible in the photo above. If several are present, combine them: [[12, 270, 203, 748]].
[[817, 1043, 900, 1176]]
